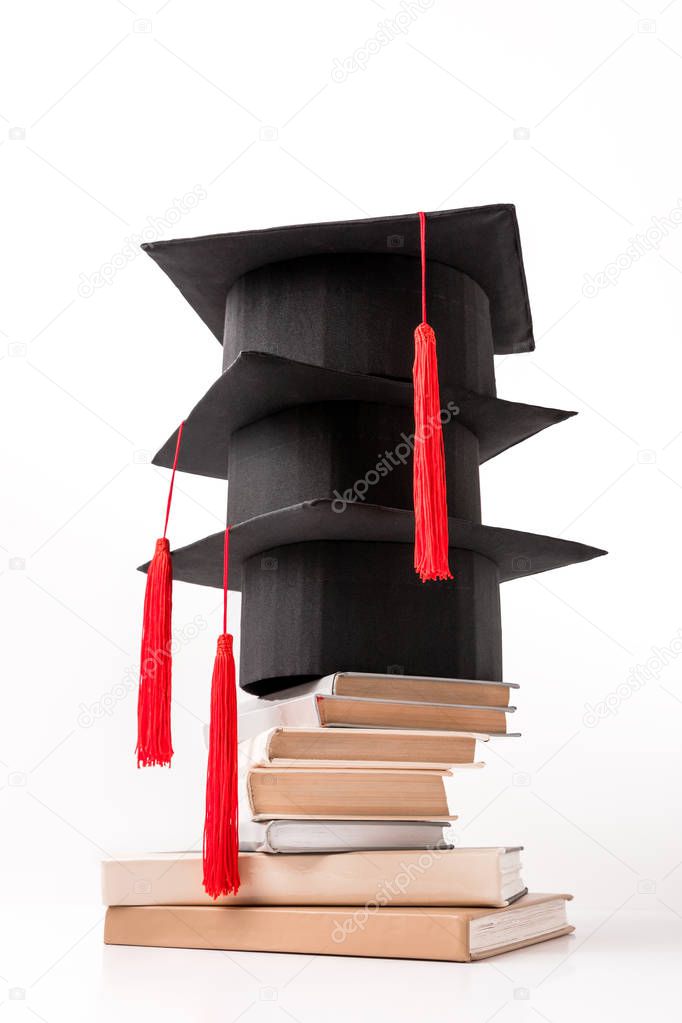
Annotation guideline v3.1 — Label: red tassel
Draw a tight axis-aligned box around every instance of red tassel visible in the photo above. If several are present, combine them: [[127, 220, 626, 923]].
[[413, 212, 452, 583], [136, 538, 173, 766], [136, 422, 184, 767], [203, 528, 240, 898]]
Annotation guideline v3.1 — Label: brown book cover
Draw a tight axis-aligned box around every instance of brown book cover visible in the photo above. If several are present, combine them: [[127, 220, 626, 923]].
[[104, 893, 574, 962]]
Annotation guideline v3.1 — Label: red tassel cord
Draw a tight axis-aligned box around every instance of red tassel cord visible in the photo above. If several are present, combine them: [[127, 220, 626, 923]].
[[136, 421, 185, 767], [203, 527, 240, 898], [413, 211, 452, 583]]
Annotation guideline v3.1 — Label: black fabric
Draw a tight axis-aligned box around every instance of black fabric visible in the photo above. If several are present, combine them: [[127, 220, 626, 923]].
[[222, 254, 496, 394], [152, 352, 576, 478], [238, 544, 502, 694], [142, 205, 534, 355], [227, 403, 481, 525], [139, 500, 606, 588]]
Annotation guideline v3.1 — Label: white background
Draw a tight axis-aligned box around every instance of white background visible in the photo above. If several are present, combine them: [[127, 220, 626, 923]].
[[1, 0, 682, 1019]]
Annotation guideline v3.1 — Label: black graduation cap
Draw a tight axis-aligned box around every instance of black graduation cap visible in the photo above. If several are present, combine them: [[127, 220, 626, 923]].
[[140, 206, 606, 696]]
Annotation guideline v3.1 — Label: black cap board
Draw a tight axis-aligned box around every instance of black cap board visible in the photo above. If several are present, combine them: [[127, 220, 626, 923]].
[[140, 500, 606, 590], [138, 502, 605, 694], [152, 352, 576, 479], [142, 205, 533, 356]]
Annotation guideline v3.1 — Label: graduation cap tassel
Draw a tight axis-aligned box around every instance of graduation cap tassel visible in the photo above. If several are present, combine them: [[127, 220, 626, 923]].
[[203, 526, 240, 898], [413, 211, 452, 583], [136, 421, 184, 768]]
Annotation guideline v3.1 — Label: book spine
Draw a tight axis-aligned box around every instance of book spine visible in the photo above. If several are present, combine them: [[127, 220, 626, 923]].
[[238, 730, 274, 768], [237, 695, 321, 741], [244, 772, 256, 816]]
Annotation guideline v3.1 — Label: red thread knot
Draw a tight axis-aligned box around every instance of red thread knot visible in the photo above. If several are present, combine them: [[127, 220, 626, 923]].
[[154, 537, 170, 555], [415, 323, 436, 342], [217, 634, 232, 654]]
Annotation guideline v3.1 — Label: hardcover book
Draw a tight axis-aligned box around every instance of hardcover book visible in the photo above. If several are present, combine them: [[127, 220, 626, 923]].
[[102, 848, 526, 908], [237, 681, 517, 741], [240, 727, 486, 770], [236, 818, 453, 854], [245, 766, 453, 819], [306, 672, 517, 705], [104, 893, 573, 961]]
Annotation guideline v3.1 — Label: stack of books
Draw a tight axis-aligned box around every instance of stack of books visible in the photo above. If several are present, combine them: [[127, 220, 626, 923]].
[[103, 672, 573, 962]]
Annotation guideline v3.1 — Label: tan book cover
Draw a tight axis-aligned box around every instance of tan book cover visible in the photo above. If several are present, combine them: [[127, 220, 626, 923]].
[[246, 766, 451, 818], [104, 893, 573, 962], [102, 847, 525, 908]]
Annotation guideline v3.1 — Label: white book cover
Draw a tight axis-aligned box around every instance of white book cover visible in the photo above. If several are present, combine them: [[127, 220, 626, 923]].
[[238, 817, 453, 853]]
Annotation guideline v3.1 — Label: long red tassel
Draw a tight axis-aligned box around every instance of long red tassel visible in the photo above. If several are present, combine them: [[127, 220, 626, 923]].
[[413, 211, 452, 583], [136, 422, 184, 767], [203, 527, 240, 898]]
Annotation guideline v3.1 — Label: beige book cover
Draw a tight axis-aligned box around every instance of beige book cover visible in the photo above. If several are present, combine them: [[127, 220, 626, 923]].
[[104, 893, 573, 962], [102, 847, 525, 908]]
